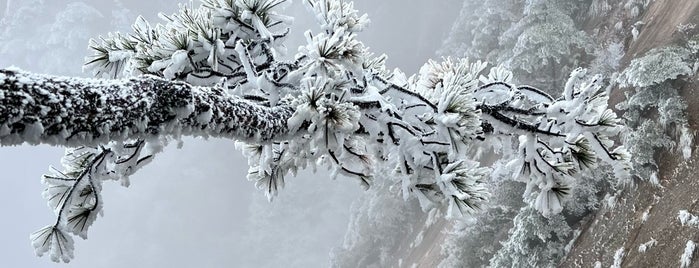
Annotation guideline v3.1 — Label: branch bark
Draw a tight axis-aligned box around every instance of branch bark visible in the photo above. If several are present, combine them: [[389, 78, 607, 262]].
[[0, 68, 295, 147]]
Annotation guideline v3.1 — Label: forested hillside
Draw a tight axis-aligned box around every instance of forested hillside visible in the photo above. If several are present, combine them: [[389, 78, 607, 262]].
[[332, 0, 699, 267]]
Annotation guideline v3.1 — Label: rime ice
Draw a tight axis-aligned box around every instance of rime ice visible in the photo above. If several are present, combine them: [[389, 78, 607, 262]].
[[0, 0, 633, 263]]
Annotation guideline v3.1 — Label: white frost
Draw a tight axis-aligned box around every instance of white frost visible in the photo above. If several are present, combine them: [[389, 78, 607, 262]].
[[638, 238, 657, 253], [610, 247, 625, 268], [679, 126, 693, 160], [679, 210, 699, 228], [641, 209, 650, 223], [681, 240, 696, 268]]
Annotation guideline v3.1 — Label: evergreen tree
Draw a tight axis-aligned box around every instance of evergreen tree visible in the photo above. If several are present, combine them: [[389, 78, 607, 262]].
[[497, 0, 593, 91], [438, 0, 521, 63], [440, 0, 593, 92], [616, 40, 699, 183], [0, 0, 630, 262]]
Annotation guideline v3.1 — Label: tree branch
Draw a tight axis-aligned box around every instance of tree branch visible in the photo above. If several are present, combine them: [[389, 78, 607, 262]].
[[478, 103, 564, 137], [0, 68, 295, 147]]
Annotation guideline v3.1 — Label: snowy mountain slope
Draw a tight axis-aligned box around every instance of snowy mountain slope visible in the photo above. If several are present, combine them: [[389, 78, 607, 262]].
[[562, 1, 699, 266]]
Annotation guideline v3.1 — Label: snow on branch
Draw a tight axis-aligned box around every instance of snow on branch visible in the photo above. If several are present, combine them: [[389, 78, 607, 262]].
[[620, 45, 697, 88], [0, 68, 295, 147], [0, 0, 632, 263]]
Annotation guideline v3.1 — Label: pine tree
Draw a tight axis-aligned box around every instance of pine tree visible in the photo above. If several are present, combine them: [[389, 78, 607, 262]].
[[0, 0, 630, 262], [438, 0, 521, 64], [497, 0, 593, 91]]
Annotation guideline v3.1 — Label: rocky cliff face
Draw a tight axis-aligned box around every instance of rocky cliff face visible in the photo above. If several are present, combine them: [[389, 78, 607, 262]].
[[563, 1, 699, 267]]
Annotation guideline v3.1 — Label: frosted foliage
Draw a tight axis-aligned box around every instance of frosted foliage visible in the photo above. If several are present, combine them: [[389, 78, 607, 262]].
[[620, 120, 673, 181], [564, 168, 613, 217], [588, 0, 611, 18], [616, 84, 687, 127], [624, 0, 652, 18], [689, 36, 699, 53], [437, 0, 519, 62], [497, 0, 592, 90], [621, 46, 696, 88], [439, 205, 518, 268], [502, 10, 591, 73], [303, 0, 369, 33], [591, 42, 625, 74], [489, 206, 572, 268], [29, 143, 157, 263], [439, 0, 593, 92], [330, 178, 422, 267], [440, 162, 613, 267], [30, 225, 75, 263], [438, 180, 525, 268], [616, 83, 691, 181], [0, 0, 632, 263]]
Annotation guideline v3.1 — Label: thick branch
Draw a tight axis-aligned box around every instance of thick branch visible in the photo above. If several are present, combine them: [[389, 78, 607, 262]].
[[0, 69, 294, 147], [478, 103, 564, 137]]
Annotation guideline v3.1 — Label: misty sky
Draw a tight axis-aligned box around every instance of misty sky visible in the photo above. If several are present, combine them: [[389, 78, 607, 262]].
[[0, 0, 461, 266]]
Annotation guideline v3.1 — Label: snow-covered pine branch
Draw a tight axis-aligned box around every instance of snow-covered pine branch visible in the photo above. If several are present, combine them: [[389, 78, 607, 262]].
[[0, 0, 631, 263], [0, 68, 295, 146]]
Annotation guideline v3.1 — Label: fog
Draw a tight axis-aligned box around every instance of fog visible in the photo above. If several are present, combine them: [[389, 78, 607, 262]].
[[0, 0, 460, 266]]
